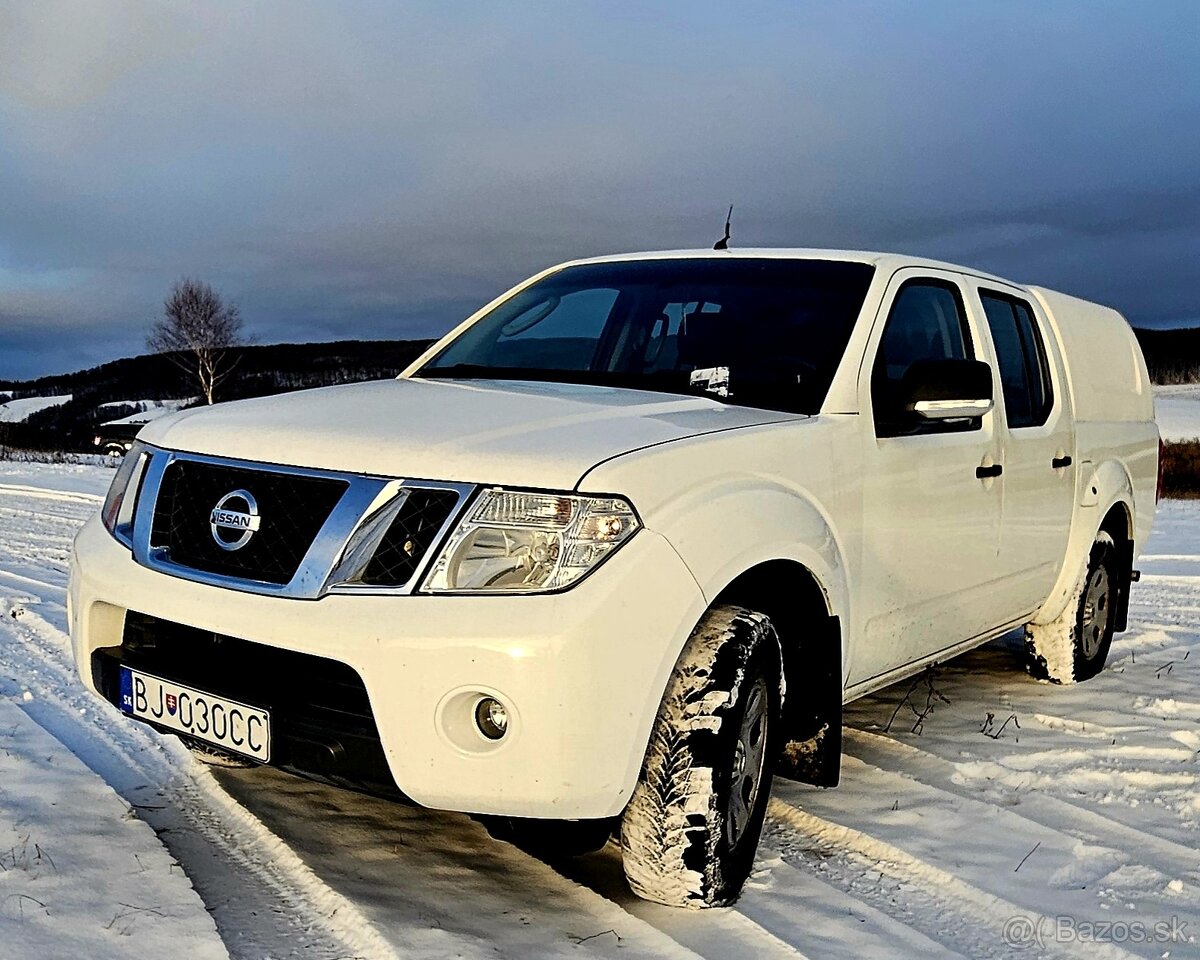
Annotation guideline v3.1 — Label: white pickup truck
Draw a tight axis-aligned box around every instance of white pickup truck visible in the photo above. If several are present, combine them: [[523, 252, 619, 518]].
[[70, 249, 1160, 908]]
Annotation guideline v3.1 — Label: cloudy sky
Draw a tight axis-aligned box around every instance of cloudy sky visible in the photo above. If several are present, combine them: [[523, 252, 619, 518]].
[[2, 1, 1198, 379]]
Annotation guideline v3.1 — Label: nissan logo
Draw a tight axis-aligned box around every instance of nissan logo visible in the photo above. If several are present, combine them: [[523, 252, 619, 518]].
[[209, 489, 261, 551]]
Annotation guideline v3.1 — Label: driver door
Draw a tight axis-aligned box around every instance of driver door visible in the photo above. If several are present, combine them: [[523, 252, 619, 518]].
[[851, 270, 1007, 686]]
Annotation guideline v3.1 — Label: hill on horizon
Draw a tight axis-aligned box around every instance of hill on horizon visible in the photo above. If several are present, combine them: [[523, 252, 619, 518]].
[[0, 338, 433, 451]]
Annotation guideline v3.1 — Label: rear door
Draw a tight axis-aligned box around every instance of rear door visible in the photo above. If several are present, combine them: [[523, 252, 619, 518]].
[[853, 270, 1007, 685], [968, 280, 1075, 616]]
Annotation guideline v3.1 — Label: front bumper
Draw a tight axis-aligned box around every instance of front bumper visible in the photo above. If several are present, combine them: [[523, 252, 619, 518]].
[[69, 514, 706, 819]]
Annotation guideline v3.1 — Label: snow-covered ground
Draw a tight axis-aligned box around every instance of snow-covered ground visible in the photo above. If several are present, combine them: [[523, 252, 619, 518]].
[[0, 698, 227, 959], [0, 460, 1197, 959], [1156, 385, 1200, 441], [0, 394, 72, 423]]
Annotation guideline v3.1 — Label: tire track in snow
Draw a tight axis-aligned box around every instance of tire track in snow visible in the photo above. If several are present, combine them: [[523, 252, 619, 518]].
[[213, 763, 712, 960], [841, 727, 1200, 885], [737, 848, 970, 960], [555, 843, 815, 960], [776, 743, 1199, 954], [0, 568, 66, 600], [765, 798, 1145, 960], [0, 481, 103, 505]]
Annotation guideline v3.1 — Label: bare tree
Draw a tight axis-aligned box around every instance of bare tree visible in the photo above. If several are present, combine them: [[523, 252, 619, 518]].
[[147, 278, 245, 404]]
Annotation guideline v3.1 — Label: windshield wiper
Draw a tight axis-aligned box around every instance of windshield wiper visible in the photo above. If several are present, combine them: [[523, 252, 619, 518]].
[[416, 364, 619, 385], [416, 364, 697, 395], [416, 363, 516, 379]]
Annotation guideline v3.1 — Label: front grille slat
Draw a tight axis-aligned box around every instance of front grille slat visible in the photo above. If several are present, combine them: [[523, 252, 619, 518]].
[[150, 460, 348, 585], [119, 611, 373, 718], [361, 488, 461, 586]]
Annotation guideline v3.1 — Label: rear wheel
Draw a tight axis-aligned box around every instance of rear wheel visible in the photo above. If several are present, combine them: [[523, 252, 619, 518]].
[[620, 605, 782, 908], [1026, 531, 1120, 684]]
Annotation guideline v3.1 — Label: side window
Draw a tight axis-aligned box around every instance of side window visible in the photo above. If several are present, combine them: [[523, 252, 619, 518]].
[[872, 280, 973, 436], [979, 292, 1053, 428]]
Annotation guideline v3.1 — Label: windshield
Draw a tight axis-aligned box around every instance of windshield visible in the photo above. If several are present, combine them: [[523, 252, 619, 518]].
[[417, 258, 876, 414]]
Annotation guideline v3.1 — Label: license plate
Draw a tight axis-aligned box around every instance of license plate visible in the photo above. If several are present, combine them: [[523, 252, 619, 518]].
[[119, 667, 271, 762]]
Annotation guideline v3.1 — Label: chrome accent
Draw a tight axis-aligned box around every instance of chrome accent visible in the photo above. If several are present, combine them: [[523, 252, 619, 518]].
[[109, 445, 151, 550], [911, 397, 994, 420], [1080, 563, 1112, 659], [726, 675, 769, 849], [209, 489, 261, 551], [129, 447, 474, 599]]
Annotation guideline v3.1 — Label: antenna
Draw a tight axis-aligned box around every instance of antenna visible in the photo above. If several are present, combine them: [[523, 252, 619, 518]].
[[713, 205, 733, 250]]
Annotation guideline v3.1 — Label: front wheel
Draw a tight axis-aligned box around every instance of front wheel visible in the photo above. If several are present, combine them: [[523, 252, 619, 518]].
[[620, 605, 782, 908], [1026, 531, 1120, 684]]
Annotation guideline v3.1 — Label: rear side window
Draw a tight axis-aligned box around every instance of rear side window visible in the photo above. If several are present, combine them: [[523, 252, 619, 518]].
[[979, 292, 1053, 428], [872, 279, 973, 436]]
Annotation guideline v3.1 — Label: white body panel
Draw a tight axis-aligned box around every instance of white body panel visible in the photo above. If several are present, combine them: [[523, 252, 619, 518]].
[[70, 248, 1159, 819], [138, 376, 791, 490]]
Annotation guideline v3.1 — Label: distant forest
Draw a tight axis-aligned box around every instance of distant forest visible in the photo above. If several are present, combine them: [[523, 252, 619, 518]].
[[1131, 328, 1200, 385], [0, 338, 432, 451], [2, 327, 1198, 452]]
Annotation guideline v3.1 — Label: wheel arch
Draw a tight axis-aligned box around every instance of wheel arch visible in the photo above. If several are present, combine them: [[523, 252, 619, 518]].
[[1033, 457, 1136, 627], [626, 478, 853, 791], [1097, 500, 1135, 632], [710, 559, 843, 788], [1099, 499, 1132, 541]]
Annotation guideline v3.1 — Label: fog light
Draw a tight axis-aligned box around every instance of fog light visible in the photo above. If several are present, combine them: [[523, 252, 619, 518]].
[[474, 697, 509, 740]]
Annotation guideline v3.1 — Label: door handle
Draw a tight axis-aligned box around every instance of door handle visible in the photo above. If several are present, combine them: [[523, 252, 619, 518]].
[[976, 464, 1003, 479], [1052, 455, 1073, 469]]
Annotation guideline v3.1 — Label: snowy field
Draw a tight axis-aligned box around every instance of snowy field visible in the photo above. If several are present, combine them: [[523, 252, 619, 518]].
[[1156, 385, 1200, 442], [0, 394, 72, 423], [0, 460, 1197, 959]]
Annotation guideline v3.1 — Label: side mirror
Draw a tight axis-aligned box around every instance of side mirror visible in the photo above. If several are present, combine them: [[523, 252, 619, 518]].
[[898, 359, 994, 421]]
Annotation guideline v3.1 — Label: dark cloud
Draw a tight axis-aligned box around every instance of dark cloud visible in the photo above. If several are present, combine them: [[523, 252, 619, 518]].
[[2, 1, 1198, 379]]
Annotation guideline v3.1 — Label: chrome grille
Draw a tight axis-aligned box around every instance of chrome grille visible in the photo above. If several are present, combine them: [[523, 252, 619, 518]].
[[150, 460, 348, 585], [131, 449, 474, 598]]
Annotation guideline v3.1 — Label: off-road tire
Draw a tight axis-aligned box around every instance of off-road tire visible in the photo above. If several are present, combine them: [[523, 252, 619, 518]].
[[620, 605, 782, 908], [1026, 531, 1120, 684]]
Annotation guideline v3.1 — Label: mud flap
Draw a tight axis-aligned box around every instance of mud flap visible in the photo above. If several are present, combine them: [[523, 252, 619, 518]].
[[1113, 537, 1135, 633], [775, 615, 841, 788]]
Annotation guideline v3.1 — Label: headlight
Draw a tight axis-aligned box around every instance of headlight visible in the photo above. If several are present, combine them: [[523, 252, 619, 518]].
[[100, 441, 149, 546], [422, 488, 640, 593]]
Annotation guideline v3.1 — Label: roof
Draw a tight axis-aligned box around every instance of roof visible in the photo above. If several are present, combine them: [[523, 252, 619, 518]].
[[557, 247, 1015, 286]]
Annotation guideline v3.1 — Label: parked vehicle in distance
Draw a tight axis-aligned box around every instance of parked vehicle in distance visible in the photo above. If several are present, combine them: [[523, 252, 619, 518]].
[[70, 249, 1160, 907], [93, 421, 141, 457]]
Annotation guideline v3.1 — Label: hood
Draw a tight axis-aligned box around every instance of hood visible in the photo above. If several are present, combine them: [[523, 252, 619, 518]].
[[138, 377, 800, 489]]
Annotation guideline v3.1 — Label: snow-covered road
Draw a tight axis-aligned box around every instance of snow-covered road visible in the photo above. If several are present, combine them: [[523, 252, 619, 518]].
[[1, 460, 1197, 959]]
